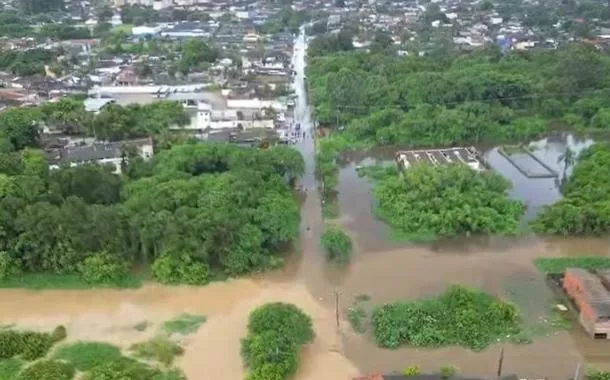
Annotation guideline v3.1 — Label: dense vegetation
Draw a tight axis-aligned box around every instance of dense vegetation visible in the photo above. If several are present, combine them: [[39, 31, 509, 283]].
[[371, 285, 522, 350], [532, 143, 610, 235], [320, 226, 353, 264], [241, 303, 314, 380], [534, 257, 610, 273], [307, 40, 610, 145], [0, 323, 188, 379], [0, 141, 303, 287], [373, 164, 524, 240], [0, 99, 189, 152]]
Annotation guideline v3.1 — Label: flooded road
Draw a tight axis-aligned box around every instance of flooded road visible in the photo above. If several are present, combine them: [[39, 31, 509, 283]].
[[1, 31, 610, 380]]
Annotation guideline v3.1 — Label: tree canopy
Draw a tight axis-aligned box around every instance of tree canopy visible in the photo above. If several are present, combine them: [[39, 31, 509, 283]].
[[307, 41, 610, 146], [0, 142, 304, 285], [532, 143, 610, 235], [373, 164, 525, 239]]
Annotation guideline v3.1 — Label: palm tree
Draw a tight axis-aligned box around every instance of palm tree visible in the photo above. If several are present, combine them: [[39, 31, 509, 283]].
[[558, 147, 576, 180]]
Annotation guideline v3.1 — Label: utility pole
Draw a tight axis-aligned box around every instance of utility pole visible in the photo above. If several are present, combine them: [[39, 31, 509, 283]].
[[335, 290, 340, 330], [496, 348, 504, 379]]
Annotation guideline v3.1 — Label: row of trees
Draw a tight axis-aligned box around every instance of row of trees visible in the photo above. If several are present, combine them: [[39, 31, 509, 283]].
[[532, 143, 610, 235], [307, 40, 610, 146], [0, 142, 304, 285], [0, 99, 190, 152]]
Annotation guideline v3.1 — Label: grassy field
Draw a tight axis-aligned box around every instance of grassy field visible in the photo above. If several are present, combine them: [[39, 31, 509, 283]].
[[53, 342, 123, 371], [534, 257, 610, 273], [0, 271, 148, 290], [0, 358, 23, 380]]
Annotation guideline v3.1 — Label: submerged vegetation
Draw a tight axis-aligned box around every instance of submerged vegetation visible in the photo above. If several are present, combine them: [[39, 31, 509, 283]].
[[320, 226, 353, 264], [241, 303, 314, 380], [373, 164, 524, 240], [371, 285, 522, 351], [0, 325, 187, 379], [161, 314, 207, 335], [0, 142, 304, 288]]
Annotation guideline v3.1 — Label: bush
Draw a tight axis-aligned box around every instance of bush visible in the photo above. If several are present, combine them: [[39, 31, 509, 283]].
[[20, 331, 54, 360], [51, 326, 67, 343], [371, 285, 522, 351], [242, 303, 314, 380], [247, 303, 314, 346], [440, 365, 456, 379], [241, 331, 298, 377], [0, 330, 24, 359], [151, 254, 209, 285], [320, 227, 352, 264], [77, 253, 129, 284], [152, 368, 187, 380], [82, 358, 160, 380], [402, 365, 420, 377], [0, 251, 20, 280], [16, 360, 75, 380], [53, 341, 123, 371], [130, 336, 184, 365], [0, 329, 55, 360]]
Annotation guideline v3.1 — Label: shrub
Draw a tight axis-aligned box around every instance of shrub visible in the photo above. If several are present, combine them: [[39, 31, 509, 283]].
[[20, 331, 54, 360], [589, 369, 610, 380], [16, 360, 75, 380], [0, 251, 20, 280], [320, 227, 352, 264], [402, 365, 420, 377], [371, 285, 522, 351], [247, 363, 289, 380], [161, 314, 206, 335], [51, 326, 67, 343], [241, 331, 298, 377], [0, 330, 24, 359], [77, 252, 129, 284], [247, 303, 314, 346], [53, 341, 123, 371], [130, 336, 184, 365], [242, 303, 314, 380], [440, 365, 456, 379], [0, 330, 54, 360], [152, 254, 209, 285], [82, 358, 160, 380], [152, 368, 187, 380]]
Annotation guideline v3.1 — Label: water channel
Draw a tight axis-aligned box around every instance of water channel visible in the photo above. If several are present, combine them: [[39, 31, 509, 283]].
[[0, 28, 608, 380]]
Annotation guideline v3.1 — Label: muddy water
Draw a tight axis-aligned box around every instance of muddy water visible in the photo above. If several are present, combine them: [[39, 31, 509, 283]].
[[2, 36, 610, 380]]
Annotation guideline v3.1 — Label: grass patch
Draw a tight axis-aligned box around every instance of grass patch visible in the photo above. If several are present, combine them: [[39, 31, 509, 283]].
[[0, 272, 144, 290], [322, 198, 340, 219], [130, 336, 184, 365], [534, 257, 610, 273], [347, 306, 367, 334], [161, 314, 206, 335], [0, 358, 23, 380], [500, 145, 526, 155], [372, 285, 522, 351], [133, 321, 150, 332], [53, 341, 123, 371], [505, 278, 571, 341]]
